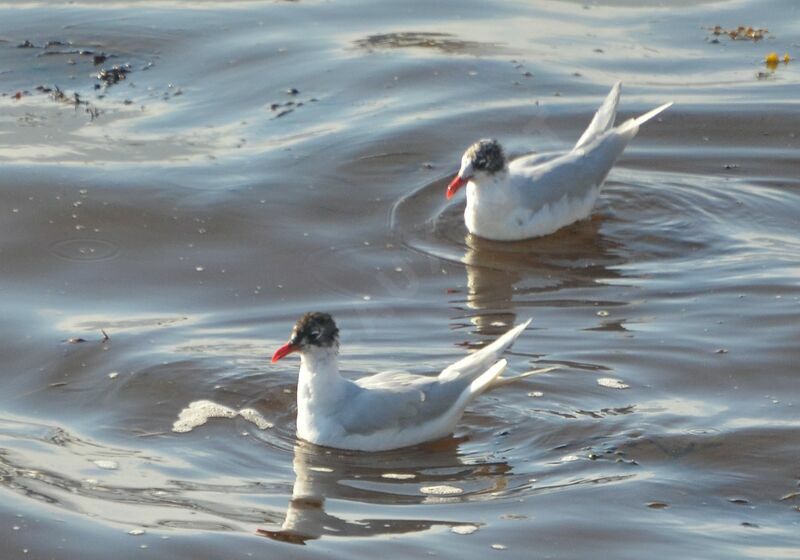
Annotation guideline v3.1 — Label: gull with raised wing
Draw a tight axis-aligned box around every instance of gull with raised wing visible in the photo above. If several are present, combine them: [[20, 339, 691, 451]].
[[271, 312, 552, 451], [445, 82, 673, 241]]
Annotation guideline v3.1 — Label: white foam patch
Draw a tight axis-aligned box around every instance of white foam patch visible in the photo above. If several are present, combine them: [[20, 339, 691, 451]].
[[239, 408, 274, 430], [597, 377, 629, 389], [381, 473, 416, 480], [451, 525, 479, 535], [172, 399, 273, 433], [420, 485, 463, 495]]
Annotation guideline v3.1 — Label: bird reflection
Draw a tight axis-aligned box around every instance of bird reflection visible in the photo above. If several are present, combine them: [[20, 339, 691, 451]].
[[257, 439, 510, 544], [459, 216, 625, 335]]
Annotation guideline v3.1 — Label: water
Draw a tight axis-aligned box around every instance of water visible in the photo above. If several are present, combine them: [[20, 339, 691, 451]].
[[1, 0, 799, 557]]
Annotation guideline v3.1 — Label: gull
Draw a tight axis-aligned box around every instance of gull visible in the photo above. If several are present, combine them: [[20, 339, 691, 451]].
[[445, 82, 673, 240], [271, 312, 553, 451]]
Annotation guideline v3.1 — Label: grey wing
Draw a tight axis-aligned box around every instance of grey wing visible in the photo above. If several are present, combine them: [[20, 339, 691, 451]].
[[337, 373, 464, 435], [510, 130, 632, 208]]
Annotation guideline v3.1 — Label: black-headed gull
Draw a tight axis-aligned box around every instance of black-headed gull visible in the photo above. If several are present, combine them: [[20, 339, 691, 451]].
[[271, 312, 551, 451], [446, 82, 673, 240]]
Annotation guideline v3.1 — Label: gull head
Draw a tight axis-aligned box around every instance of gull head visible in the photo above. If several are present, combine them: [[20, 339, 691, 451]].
[[446, 138, 507, 199], [272, 312, 340, 362]]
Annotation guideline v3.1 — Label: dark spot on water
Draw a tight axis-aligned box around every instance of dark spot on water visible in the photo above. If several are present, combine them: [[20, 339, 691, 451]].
[[729, 498, 749, 505], [96, 64, 131, 86], [17, 40, 36, 48], [353, 32, 504, 56], [647, 502, 669, 509]]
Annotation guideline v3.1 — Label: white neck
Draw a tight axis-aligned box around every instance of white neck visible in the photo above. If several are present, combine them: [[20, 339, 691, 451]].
[[296, 345, 347, 442], [465, 171, 513, 232]]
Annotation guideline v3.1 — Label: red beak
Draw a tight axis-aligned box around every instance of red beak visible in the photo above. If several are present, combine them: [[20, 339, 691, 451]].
[[446, 175, 467, 199], [271, 342, 298, 363]]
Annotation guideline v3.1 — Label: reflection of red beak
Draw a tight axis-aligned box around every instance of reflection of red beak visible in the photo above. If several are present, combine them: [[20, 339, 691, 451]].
[[271, 342, 298, 363], [446, 175, 467, 200]]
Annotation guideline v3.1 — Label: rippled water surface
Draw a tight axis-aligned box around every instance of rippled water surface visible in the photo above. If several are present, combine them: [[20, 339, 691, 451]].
[[1, 1, 799, 558]]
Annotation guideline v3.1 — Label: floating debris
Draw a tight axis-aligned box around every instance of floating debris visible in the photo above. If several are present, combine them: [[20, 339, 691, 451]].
[[647, 501, 669, 509], [710, 25, 767, 42], [128, 529, 145, 536], [765, 52, 791, 70], [491, 544, 507, 551], [34, 85, 102, 119], [96, 64, 131, 86], [92, 460, 119, 470], [17, 40, 37, 48], [597, 377, 629, 389]]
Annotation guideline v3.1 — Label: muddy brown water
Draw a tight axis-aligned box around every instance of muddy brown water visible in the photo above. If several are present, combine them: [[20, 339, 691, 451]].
[[1, 1, 799, 558]]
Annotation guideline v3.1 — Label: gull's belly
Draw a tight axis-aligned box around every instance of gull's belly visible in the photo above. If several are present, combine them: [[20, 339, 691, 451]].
[[298, 407, 462, 452], [467, 185, 601, 241]]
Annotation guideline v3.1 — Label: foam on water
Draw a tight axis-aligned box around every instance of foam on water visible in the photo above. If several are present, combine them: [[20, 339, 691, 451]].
[[172, 400, 273, 433]]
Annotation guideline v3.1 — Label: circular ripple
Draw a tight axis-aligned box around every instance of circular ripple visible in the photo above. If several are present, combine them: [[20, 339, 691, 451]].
[[49, 238, 120, 262], [391, 168, 800, 276]]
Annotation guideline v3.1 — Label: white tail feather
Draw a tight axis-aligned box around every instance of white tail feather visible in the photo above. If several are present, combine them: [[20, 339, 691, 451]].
[[616, 101, 673, 135], [439, 319, 531, 382], [574, 81, 622, 150], [490, 365, 561, 389], [469, 359, 508, 396]]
